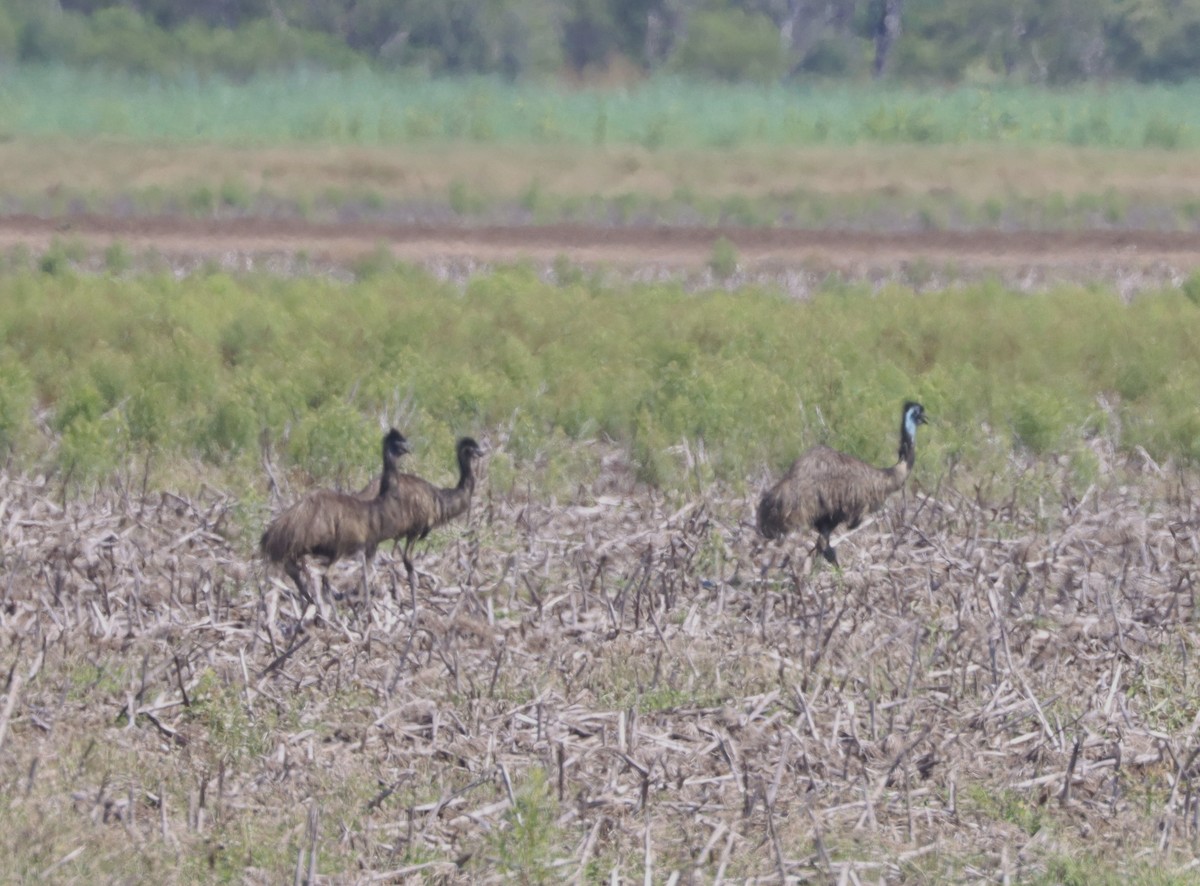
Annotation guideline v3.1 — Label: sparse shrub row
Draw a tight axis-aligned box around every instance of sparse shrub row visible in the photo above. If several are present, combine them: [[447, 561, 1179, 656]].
[[4, 67, 1200, 150], [1, 263, 1199, 491], [16, 180, 1196, 233]]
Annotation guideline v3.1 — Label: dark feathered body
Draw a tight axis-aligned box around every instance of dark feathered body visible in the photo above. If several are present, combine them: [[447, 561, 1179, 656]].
[[359, 437, 484, 592], [261, 428, 410, 602], [758, 401, 927, 565], [757, 445, 909, 540], [261, 487, 399, 565]]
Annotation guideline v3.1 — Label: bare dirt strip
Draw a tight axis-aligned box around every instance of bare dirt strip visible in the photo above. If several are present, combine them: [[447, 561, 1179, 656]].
[[6, 214, 1200, 274]]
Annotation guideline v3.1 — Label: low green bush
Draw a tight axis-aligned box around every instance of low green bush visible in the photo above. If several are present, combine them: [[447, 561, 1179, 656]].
[[1, 264, 1198, 492]]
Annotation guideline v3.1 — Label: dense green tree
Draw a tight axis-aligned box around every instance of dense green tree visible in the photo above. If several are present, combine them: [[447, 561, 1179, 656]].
[[671, 6, 788, 81], [1107, 0, 1200, 80], [8, 0, 1200, 83]]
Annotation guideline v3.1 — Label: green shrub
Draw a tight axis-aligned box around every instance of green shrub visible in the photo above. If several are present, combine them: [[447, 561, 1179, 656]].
[[80, 6, 176, 78], [103, 242, 132, 274], [125, 385, 168, 446], [4, 267, 1200, 493], [671, 9, 788, 84], [1068, 109, 1113, 146], [448, 179, 485, 215], [519, 178, 543, 215], [862, 105, 945, 143], [798, 36, 860, 77], [58, 414, 122, 484], [1143, 114, 1186, 149], [492, 769, 559, 882], [38, 238, 85, 276], [219, 179, 254, 211], [708, 236, 738, 279], [53, 378, 106, 432], [198, 393, 257, 461], [1010, 391, 1068, 455], [0, 359, 32, 453], [351, 243, 397, 281], [286, 404, 377, 483], [1182, 271, 1200, 306]]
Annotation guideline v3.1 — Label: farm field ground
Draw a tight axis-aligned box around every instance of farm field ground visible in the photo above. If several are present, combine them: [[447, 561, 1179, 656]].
[[5, 140, 1200, 294], [2, 133, 1200, 883], [2, 448, 1199, 884]]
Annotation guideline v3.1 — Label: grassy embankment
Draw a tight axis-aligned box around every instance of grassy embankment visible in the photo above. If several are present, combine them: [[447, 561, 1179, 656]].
[[3, 68, 1200, 228]]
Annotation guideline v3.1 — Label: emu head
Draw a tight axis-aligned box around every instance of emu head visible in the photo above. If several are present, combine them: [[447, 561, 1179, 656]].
[[895, 402, 927, 469], [383, 428, 412, 462], [902, 402, 928, 439], [457, 437, 485, 463]]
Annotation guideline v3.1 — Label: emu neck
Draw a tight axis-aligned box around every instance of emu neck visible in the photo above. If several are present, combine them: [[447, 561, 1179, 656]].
[[376, 452, 398, 499], [426, 449, 474, 525], [896, 423, 917, 473], [455, 451, 475, 493], [884, 455, 910, 492]]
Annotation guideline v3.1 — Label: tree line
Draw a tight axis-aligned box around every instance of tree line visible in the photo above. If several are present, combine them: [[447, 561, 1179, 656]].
[[6, 0, 1200, 83]]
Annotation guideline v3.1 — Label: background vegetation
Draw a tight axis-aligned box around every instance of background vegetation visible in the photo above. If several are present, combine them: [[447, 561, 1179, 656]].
[[4, 67, 1200, 150], [6, 0, 1200, 84], [2, 256, 1198, 511]]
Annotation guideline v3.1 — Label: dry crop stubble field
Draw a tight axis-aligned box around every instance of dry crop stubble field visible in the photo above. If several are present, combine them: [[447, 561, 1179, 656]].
[[2, 440, 1200, 883], [2, 134, 1200, 883]]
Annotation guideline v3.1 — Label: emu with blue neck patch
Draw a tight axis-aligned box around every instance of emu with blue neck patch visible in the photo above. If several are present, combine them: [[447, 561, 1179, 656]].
[[758, 399, 929, 569], [904, 404, 924, 440]]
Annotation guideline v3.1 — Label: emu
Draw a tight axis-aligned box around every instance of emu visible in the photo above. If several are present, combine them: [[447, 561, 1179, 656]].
[[359, 436, 485, 596], [757, 401, 928, 567], [260, 428, 411, 605]]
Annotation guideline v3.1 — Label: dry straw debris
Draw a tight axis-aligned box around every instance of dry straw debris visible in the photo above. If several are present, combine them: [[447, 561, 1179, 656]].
[[1, 449, 1199, 882]]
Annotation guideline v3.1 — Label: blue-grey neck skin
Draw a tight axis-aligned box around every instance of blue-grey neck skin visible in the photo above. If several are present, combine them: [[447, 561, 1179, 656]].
[[904, 407, 921, 442], [898, 403, 924, 470]]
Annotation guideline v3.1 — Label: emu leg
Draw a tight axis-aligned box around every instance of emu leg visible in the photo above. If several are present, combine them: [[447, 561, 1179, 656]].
[[817, 531, 840, 567], [284, 559, 314, 610], [402, 537, 419, 614], [359, 549, 372, 612], [316, 566, 336, 615]]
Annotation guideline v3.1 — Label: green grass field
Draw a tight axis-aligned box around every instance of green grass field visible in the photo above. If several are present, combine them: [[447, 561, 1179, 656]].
[[3, 68, 1199, 229], [4, 65, 1200, 149]]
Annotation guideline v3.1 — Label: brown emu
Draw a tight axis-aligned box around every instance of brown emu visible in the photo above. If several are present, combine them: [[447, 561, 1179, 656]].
[[261, 428, 411, 604], [757, 401, 928, 567], [360, 436, 485, 595]]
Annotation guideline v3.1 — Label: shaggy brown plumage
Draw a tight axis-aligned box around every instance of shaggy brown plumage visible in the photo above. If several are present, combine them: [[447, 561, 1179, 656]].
[[360, 436, 485, 594], [261, 428, 411, 604], [758, 401, 928, 567]]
